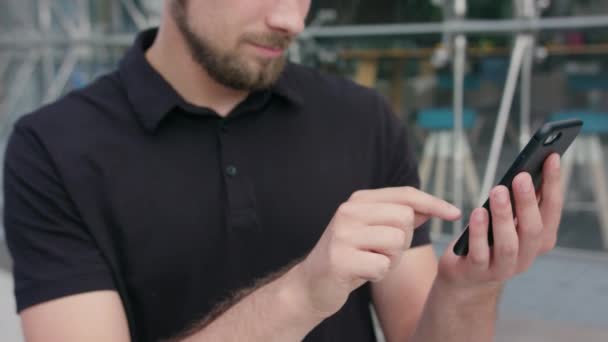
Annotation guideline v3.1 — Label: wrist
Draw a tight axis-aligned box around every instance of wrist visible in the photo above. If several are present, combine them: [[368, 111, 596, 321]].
[[277, 263, 328, 325], [433, 275, 503, 305]]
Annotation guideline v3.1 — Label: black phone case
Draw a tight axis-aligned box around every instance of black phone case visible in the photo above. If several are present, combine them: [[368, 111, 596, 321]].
[[452, 119, 583, 256]]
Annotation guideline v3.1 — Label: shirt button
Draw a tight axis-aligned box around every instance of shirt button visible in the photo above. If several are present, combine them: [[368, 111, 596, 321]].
[[219, 121, 228, 133], [225, 165, 238, 177]]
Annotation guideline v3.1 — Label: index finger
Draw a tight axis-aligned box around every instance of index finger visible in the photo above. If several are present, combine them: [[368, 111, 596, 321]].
[[350, 187, 462, 225]]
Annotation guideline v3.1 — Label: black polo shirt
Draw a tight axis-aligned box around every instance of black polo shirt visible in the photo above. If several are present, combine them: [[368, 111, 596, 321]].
[[4, 28, 430, 341]]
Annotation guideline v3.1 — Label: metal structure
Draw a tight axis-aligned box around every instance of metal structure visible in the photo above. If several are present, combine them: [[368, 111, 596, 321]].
[[448, 0, 468, 234], [0, 0, 163, 240], [479, 0, 543, 204], [0, 0, 160, 120]]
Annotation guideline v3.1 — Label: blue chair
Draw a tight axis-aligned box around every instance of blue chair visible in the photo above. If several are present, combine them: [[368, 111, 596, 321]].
[[437, 74, 482, 91], [480, 57, 509, 85], [417, 107, 476, 130], [549, 75, 608, 248], [551, 111, 608, 134]]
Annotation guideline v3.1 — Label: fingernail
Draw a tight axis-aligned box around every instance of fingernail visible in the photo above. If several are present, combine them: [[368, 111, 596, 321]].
[[518, 175, 532, 193], [474, 209, 486, 223], [494, 188, 509, 204], [450, 205, 462, 216], [552, 154, 561, 169]]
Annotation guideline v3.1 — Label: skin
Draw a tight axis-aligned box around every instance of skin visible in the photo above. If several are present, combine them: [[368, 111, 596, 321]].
[[145, 0, 309, 115], [19, 1, 565, 341]]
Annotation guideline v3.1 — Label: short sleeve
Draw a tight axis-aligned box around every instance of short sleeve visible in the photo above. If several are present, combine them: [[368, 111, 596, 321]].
[[376, 95, 431, 247], [3, 124, 115, 312]]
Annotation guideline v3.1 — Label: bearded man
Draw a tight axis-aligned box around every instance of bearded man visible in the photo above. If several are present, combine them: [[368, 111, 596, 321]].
[[4, 1, 564, 341]]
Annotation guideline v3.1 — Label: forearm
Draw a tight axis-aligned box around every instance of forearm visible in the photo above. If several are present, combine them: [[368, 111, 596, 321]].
[[175, 264, 324, 342], [410, 277, 502, 342]]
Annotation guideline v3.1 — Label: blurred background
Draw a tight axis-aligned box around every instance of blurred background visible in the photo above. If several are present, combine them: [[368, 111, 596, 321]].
[[1, 0, 607, 341]]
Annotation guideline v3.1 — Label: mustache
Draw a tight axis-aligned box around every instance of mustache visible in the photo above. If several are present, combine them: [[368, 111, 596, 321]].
[[242, 32, 294, 50]]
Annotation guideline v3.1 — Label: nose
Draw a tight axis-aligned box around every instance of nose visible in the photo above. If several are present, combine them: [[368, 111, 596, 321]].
[[266, 0, 309, 36]]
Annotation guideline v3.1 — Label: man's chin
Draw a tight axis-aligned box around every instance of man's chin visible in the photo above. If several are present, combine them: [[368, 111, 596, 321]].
[[249, 58, 287, 86], [207, 55, 286, 91]]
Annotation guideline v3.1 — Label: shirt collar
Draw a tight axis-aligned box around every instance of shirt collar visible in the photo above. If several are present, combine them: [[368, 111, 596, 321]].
[[119, 28, 303, 133]]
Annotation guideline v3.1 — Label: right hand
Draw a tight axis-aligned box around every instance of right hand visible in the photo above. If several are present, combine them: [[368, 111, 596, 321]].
[[292, 187, 462, 318]]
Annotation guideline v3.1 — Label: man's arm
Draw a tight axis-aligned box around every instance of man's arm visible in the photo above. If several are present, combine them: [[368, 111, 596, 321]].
[[372, 247, 501, 342], [374, 155, 563, 342], [371, 245, 438, 342], [410, 277, 502, 342], [5, 125, 129, 342], [17, 264, 323, 342], [172, 263, 324, 342], [176, 189, 461, 342], [413, 155, 562, 342], [20, 291, 130, 342]]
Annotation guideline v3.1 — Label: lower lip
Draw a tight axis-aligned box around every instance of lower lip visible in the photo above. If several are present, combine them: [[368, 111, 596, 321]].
[[249, 44, 284, 58]]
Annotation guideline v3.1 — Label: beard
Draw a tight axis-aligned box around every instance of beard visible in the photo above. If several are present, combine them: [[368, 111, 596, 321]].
[[171, 0, 292, 91]]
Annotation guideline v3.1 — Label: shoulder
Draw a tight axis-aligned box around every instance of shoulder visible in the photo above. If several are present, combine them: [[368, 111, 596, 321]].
[[283, 62, 383, 104], [282, 63, 395, 127], [14, 70, 130, 139]]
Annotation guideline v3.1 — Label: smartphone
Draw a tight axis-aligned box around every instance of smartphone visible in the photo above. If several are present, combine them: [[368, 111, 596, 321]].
[[452, 119, 583, 256]]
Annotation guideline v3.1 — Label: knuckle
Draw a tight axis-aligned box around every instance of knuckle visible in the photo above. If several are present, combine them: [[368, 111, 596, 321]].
[[349, 190, 367, 202], [506, 267, 518, 279], [517, 262, 533, 274], [403, 231, 414, 249], [404, 207, 415, 224], [392, 229, 406, 245], [497, 244, 518, 258], [397, 207, 415, 228], [497, 272, 514, 283], [336, 202, 355, 218], [541, 237, 557, 254], [469, 252, 488, 266], [388, 253, 403, 270], [333, 226, 349, 243], [518, 188, 537, 204], [549, 195, 564, 210], [376, 256, 391, 277], [521, 223, 543, 237], [494, 204, 513, 219]]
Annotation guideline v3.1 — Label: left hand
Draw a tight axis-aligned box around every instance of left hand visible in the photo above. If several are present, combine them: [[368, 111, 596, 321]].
[[438, 153, 563, 291]]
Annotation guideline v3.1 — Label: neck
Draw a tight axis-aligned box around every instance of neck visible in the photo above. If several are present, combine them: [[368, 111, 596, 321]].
[[145, 25, 248, 117]]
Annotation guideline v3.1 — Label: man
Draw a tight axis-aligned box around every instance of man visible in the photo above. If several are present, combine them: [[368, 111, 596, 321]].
[[4, 1, 563, 341]]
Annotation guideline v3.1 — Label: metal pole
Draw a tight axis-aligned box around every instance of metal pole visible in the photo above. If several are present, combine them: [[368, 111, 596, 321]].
[[453, 34, 467, 235], [49, 1, 79, 36], [120, 0, 149, 30], [42, 48, 80, 104], [479, 36, 531, 203], [520, 36, 534, 149], [39, 0, 55, 107], [3, 14, 608, 48], [517, 0, 538, 149], [2, 51, 40, 128], [451, 0, 468, 235], [303, 15, 608, 38], [0, 53, 13, 86]]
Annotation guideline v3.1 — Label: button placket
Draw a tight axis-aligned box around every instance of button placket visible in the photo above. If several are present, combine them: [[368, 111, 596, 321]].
[[218, 123, 258, 232], [225, 165, 238, 177], [219, 121, 228, 133]]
